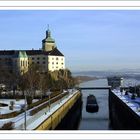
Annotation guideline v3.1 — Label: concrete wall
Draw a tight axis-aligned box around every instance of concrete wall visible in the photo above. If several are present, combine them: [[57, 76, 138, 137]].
[[35, 91, 82, 130], [55, 93, 82, 130], [109, 90, 140, 130]]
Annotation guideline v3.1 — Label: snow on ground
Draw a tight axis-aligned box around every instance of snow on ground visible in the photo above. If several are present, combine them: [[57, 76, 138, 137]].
[[0, 99, 38, 114], [0, 89, 78, 130], [112, 89, 140, 116], [27, 91, 76, 130]]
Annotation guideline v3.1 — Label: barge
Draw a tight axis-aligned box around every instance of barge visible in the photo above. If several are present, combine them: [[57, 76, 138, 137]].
[[86, 95, 99, 113]]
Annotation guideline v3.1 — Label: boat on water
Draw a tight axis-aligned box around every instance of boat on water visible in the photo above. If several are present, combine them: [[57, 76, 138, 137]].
[[86, 94, 99, 113]]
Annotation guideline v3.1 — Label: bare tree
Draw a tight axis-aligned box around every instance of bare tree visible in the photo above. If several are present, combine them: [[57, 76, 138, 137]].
[[23, 64, 40, 105], [38, 72, 51, 99], [18, 74, 28, 97]]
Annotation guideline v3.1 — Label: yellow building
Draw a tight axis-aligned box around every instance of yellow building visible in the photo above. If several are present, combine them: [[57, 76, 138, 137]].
[[0, 28, 65, 74], [26, 28, 65, 72]]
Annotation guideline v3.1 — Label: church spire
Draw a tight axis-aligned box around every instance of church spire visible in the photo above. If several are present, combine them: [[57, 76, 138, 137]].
[[46, 24, 51, 38], [47, 24, 49, 31], [42, 25, 56, 52]]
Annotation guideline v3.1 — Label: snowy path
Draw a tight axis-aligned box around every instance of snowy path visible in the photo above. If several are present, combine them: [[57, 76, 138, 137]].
[[0, 89, 78, 130]]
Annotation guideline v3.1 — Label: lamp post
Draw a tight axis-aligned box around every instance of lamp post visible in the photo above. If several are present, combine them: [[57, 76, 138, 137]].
[[24, 93, 27, 130], [47, 89, 51, 112], [60, 85, 63, 104], [134, 82, 137, 98]]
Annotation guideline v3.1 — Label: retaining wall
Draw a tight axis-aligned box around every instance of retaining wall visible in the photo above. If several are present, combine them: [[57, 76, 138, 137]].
[[109, 90, 140, 130], [35, 91, 82, 130]]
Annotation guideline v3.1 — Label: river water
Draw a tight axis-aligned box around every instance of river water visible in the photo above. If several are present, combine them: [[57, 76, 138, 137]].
[[77, 77, 140, 130], [56, 77, 140, 130], [78, 78, 110, 130]]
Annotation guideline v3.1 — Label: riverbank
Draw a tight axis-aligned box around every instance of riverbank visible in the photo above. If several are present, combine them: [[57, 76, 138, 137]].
[[74, 76, 98, 84]]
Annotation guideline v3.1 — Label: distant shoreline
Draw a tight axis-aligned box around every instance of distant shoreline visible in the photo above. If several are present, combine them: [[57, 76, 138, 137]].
[[74, 76, 99, 84]]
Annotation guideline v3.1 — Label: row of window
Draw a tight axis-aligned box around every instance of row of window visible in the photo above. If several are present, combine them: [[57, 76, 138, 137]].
[[0, 58, 12, 61], [31, 57, 63, 61], [51, 66, 64, 69], [30, 62, 64, 70], [0, 70, 13, 73], [0, 57, 64, 63], [31, 60, 64, 65], [20, 60, 28, 67], [51, 57, 63, 61], [31, 61, 64, 65], [51, 62, 64, 65], [32, 61, 46, 64], [31, 57, 46, 60]]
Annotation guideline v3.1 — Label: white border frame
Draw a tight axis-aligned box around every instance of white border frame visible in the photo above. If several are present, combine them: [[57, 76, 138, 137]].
[[0, 2, 140, 139]]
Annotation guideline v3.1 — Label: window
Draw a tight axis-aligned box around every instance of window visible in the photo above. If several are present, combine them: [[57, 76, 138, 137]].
[[23, 61, 24, 66], [56, 62, 58, 65], [61, 63, 63, 65], [9, 70, 12, 74], [52, 62, 54, 65], [52, 58, 54, 60], [43, 57, 45, 60], [56, 67, 58, 69], [37, 61, 39, 64], [32, 62, 34, 64], [37, 57, 40, 60], [56, 57, 58, 60], [32, 57, 34, 60], [43, 61, 45, 64], [61, 58, 63, 61]]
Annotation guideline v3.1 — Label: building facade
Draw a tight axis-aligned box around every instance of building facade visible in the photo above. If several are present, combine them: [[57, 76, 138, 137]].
[[0, 29, 65, 74]]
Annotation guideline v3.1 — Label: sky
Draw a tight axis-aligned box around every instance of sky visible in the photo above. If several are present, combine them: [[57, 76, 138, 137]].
[[0, 10, 140, 72]]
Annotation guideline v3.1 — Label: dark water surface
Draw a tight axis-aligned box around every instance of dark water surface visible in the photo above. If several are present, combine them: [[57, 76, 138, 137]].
[[78, 79, 111, 130]]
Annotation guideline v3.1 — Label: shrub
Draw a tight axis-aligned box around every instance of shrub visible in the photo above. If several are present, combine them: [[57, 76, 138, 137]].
[[0, 111, 22, 119], [0, 122, 13, 130]]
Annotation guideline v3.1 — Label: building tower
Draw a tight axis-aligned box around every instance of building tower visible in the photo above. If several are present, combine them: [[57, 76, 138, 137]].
[[42, 26, 56, 52]]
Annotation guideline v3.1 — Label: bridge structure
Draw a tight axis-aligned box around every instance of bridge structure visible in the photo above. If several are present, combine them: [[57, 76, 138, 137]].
[[78, 86, 111, 90], [77, 86, 129, 91]]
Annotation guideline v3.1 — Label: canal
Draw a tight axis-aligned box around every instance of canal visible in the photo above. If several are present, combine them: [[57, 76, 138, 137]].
[[78, 78, 111, 130], [56, 78, 140, 130]]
